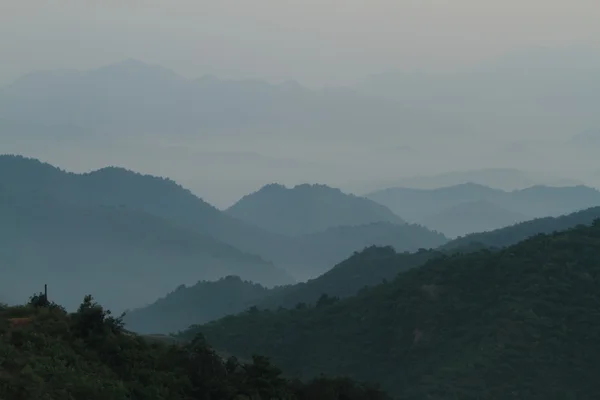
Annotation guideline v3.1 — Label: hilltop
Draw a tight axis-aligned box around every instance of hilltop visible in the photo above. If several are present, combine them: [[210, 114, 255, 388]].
[[226, 183, 405, 236], [182, 221, 600, 398]]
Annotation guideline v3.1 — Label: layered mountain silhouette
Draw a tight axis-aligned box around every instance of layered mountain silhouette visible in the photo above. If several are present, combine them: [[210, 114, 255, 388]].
[[348, 168, 583, 194], [0, 186, 291, 313], [367, 183, 600, 237], [419, 199, 530, 237], [442, 206, 600, 251], [126, 205, 600, 336], [0, 59, 470, 145], [226, 183, 405, 236], [124, 247, 441, 334], [0, 154, 446, 281]]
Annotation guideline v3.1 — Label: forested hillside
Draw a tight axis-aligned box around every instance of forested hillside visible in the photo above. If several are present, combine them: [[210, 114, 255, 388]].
[[183, 221, 600, 398], [0, 296, 390, 400]]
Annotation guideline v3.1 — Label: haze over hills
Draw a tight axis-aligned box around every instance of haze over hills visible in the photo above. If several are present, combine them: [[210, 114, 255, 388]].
[[419, 200, 530, 238], [124, 246, 442, 335], [0, 186, 291, 313], [4, 1, 600, 397], [346, 168, 584, 195], [125, 205, 600, 335], [357, 47, 600, 141], [0, 154, 447, 281], [2, 58, 597, 208], [226, 183, 405, 236], [0, 59, 471, 147], [367, 183, 600, 236], [182, 221, 600, 398], [442, 206, 600, 251]]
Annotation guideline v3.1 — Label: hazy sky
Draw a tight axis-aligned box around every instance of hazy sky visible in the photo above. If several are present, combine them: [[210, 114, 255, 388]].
[[2, 0, 599, 87]]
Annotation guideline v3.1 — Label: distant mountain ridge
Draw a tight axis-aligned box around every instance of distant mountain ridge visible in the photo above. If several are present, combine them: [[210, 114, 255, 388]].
[[226, 183, 405, 236], [0, 154, 447, 280], [0, 59, 471, 146], [0, 186, 292, 313], [367, 182, 600, 236], [419, 200, 530, 238]]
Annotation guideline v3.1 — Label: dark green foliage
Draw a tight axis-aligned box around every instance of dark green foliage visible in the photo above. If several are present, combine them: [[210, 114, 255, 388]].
[[182, 221, 600, 398], [0, 296, 390, 400]]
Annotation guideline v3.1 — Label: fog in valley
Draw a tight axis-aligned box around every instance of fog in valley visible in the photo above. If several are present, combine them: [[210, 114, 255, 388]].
[[2, 2, 600, 398]]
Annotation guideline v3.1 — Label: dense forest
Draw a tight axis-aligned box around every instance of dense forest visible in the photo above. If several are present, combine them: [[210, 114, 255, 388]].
[[0, 296, 390, 400], [181, 221, 600, 398]]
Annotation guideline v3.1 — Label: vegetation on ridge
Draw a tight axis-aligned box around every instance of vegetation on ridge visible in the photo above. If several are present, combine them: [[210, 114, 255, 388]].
[[182, 220, 600, 398], [0, 294, 390, 400]]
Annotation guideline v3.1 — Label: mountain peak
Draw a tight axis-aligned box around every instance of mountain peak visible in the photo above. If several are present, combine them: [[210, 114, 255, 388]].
[[227, 183, 405, 236]]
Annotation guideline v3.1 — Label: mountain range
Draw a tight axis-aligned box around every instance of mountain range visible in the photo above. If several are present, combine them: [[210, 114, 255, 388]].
[[367, 182, 600, 237], [0, 154, 447, 302], [125, 205, 600, 335], [0, 59, 470, 148], [0, 186, 290, 312]]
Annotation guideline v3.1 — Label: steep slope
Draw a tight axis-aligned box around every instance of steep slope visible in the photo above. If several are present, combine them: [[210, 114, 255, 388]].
[[226, 183, 405, 236], [419, 200, 530, 237], [124, 246, 443, 335], [183, 221, 600, 398], [0, 187, 292, 313]]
